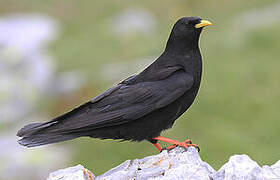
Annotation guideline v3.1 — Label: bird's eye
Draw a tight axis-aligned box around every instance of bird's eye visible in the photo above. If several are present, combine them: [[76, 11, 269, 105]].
[[189, 21, 197, 26]]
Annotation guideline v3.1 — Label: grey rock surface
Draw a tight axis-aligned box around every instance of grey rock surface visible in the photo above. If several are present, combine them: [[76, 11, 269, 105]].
[[47, 164, 94, 180], [47, 147, 280, 180]]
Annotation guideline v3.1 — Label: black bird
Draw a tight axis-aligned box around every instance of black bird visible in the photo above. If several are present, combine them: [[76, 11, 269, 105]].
[[17, 17, 212, 151]]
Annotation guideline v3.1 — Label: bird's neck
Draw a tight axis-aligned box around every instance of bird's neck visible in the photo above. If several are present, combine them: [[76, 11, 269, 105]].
[[165, 35, 200, 56]]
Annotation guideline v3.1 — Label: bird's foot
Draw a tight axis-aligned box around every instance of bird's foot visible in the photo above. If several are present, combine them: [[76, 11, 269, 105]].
[[152, 143, 168, 152], [152, 136, 200, 152], [165, 139, 200, 152], [152, 142, 163, 151]]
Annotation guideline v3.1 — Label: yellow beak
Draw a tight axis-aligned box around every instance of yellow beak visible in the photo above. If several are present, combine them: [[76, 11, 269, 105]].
[[195, 20, 212, 28]]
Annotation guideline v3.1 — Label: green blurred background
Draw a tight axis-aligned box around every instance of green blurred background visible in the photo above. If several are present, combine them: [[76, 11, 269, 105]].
[[0, 0, 280, 179]]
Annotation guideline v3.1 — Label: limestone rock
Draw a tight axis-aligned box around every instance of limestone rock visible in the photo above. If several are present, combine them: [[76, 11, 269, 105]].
[[47, 146, 280, 180], [212, 155, 280, 180], [96, 147, 215, 180], [47, 164, 94, 180]]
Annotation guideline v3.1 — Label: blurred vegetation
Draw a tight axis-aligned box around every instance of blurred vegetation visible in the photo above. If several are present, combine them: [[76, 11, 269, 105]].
[[1, 0, 280, 175]]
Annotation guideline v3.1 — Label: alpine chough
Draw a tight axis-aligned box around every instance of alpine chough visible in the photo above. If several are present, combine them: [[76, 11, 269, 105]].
[[17, 17, 212, 151]]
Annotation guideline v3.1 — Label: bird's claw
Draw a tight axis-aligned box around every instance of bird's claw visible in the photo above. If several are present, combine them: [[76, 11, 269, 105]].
[[195, 145, 200, 152], [152, 136, 200, 153], [165, 139, 200, 152]]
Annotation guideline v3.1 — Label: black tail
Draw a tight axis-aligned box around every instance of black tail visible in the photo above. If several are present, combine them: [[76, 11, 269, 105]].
[[17, 121, 83, 147], [17, 102, 93, 147]]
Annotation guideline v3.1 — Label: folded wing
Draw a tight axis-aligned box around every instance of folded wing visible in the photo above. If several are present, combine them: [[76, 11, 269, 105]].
[[51, 70, 194, 132]]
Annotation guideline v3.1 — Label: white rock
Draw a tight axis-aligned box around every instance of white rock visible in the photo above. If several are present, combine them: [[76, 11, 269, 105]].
[[97, 147, 215, 180], [211, 155, 280, 180], [211, 155, 263, 180], [47, 164, 94, 180], [48, 146, 280, 180]]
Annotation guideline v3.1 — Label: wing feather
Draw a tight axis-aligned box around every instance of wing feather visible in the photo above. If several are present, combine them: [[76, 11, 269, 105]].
[[45, 67, 194, 133]]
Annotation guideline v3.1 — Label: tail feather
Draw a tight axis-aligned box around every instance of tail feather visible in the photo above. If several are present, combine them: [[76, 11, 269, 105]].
[[17, 102, 93, 147], [18, 133, 80, 147], [17, 121, 83, 147], [17, 121, 57, 137]]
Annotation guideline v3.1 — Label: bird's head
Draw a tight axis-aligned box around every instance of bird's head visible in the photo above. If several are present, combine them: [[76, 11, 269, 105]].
[[171, 17, 212, 38], [166, 17, 212, 53]]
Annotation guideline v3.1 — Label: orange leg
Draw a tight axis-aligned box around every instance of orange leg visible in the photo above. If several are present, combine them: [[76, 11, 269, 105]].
[[152, 136, 200, 152], [152, 143, 163, 152]]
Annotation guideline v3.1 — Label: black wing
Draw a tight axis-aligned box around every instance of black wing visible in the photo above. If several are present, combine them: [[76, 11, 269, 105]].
[[51, 69, 194, 132]]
